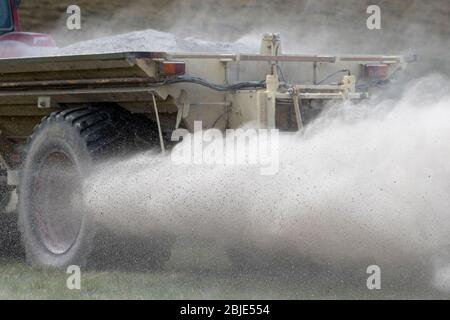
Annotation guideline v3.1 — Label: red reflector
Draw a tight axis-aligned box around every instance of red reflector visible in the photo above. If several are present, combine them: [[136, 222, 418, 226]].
[[362, 64, 389, 80], [159, 61, 186, 76]]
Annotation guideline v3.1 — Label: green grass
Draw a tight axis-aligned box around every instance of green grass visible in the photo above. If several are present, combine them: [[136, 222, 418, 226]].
[[0, 241, 448, 300]]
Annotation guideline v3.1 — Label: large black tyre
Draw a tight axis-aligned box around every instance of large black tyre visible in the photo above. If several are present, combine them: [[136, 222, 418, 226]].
[[18, 105, 173, 269]]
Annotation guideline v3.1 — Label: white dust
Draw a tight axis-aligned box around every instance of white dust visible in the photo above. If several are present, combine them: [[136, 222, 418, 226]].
[[84, 74, 450, 267]]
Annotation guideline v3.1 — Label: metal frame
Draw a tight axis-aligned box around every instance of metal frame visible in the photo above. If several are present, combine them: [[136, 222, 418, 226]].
[[0, 86, 156, 97]]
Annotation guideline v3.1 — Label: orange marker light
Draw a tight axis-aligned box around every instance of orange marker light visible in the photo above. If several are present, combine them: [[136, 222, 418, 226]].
[[159, 61, 186, 76]]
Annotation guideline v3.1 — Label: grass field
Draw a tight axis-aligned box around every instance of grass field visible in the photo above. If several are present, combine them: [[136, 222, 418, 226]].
[[0, 237, 448, 300], [0, 213, 449, 300]]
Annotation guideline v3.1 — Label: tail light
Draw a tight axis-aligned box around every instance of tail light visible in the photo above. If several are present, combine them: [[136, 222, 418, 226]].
[[361, 63, 389, 80], [158, 61, 186, 77]]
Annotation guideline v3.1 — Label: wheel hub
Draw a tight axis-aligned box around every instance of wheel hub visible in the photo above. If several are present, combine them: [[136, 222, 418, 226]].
[[32, 152, 83, 255]]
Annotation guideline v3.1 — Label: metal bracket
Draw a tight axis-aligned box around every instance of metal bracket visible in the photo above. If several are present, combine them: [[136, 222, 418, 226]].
[[37, 96, 55, 109], [291, 90, 304, 131], [175, 90, 190, 129], [152, 93, 166, 154]]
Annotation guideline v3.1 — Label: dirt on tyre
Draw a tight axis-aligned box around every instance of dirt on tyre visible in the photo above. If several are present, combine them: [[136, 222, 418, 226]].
[[18, 105, 173, 269]]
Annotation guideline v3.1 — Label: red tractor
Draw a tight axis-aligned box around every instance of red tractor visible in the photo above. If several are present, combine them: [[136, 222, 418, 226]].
[[0, 0, 55, 58]]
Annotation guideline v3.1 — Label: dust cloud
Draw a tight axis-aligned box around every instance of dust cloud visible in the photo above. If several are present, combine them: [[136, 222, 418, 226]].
[[84, 74, 450, 273]]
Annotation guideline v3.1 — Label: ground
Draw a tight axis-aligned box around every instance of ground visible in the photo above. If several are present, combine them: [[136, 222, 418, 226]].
[[0, 237, 447, 299]]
